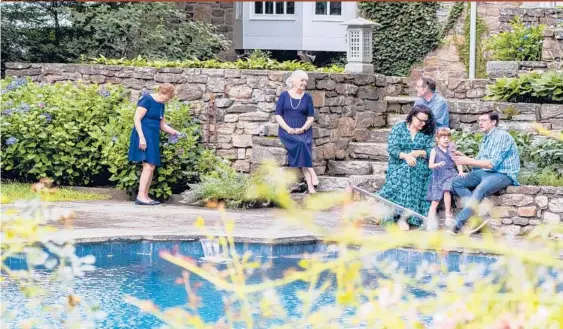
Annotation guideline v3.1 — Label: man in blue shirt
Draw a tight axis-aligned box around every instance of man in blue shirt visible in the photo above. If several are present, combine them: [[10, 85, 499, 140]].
[[414, 77, 449, 128], [449, 112, 521, 234]]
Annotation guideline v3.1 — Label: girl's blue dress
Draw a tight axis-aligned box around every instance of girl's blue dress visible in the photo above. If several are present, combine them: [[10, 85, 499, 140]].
[[128, 94, 164, 166], [427, 145, 459, 201], [275, 91, 315, 167]]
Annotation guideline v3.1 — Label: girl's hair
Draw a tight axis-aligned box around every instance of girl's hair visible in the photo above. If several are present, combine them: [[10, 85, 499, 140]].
[[285, 70, 308, 89], [159, 83, 175, 95], [435, 127, 452, 140], [405, 104, 435, 135]]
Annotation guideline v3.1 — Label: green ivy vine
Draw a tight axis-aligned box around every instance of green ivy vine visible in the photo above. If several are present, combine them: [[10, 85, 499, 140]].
[[440, 2, 465, 39], [359, 2, 441, 76]]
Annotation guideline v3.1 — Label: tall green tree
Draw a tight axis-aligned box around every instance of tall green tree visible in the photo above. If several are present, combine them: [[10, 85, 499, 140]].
[[1, 1, 231, 75], [1, 1, 80, 71], [71, 2, 231, 61]]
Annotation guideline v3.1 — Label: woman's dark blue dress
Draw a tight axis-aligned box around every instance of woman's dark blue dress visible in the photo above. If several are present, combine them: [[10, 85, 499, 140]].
[[275, 91, 314, 167], [128, 94, 164, 166]]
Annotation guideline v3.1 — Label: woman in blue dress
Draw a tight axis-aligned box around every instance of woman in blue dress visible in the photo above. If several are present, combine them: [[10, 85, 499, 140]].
[[275, 70, 319, 194], [128, 83, 180, 205]]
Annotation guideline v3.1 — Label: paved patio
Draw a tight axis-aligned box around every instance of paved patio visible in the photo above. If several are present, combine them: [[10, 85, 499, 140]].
[[42, 200, 383, 243], [4, 200, 560, 257]]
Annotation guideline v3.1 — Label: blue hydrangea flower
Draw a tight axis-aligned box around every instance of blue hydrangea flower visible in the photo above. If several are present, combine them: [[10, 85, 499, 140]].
[[518, 47, 524, 52], [41, 113, 52, 123], [523, 35, 529, 40], [111, 136, 118, 142], [168, 134, 179, 144], [98, 89, 111, 98], [18, 103, 30, 113], [2, 109, 12, 116], [6, 136, 17, 145]]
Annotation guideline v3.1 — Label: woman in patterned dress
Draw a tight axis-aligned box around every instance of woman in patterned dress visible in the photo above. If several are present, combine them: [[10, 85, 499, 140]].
[[274, 70, 319, 194], [377, 104, 436, 230]]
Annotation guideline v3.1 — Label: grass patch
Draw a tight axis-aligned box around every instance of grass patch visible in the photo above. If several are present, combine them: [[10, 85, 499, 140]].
[[1, 182, 111, 204]]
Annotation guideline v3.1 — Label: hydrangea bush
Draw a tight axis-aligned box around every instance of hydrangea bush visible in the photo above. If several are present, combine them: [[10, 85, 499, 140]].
[[1, 78, 215, 199], [1, 78, 126, 186]]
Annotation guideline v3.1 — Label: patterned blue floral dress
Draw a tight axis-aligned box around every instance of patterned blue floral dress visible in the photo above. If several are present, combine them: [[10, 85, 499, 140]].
[[377, 122, 434, 227], [427, 145, 459, 201]]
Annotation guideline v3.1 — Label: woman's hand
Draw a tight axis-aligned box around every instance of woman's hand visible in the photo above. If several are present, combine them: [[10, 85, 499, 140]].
[[295, 127, 305, 134], [436, 161, 446, 167], [410, 150, 427, 158], [286, 127, 297, 134], [404, 154, 417, 167], [139, 137, 147, 151]]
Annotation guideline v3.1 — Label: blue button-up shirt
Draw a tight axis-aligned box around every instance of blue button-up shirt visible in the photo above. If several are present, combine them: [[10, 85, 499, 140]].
[[414, 93, 449, 128], [475, 127, 521, 185]]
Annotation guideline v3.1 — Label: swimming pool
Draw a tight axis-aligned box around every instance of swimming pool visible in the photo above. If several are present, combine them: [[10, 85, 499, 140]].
[[1, 240, 501, 329]]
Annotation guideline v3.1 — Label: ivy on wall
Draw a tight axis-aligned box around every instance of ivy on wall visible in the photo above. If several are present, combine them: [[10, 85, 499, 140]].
[[359, 2, 441, 76], [439, 2, 465, 39], [454, 5, 488, 78]]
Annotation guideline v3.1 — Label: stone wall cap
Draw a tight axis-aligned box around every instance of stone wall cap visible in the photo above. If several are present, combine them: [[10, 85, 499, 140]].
[[384, 96, 417, 104]]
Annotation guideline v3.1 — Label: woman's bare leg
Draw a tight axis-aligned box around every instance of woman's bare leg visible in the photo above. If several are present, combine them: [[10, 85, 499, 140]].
[[137, 162, 155, 202], [308, 167, 319, 186], [301, 167, 316, 193]]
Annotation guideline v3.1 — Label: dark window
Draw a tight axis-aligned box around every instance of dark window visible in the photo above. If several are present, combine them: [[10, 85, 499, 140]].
[[286, 2, 295, 14], [329, 2, 341, 15]]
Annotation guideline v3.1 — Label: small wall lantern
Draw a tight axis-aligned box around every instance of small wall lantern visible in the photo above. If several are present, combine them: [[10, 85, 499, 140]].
[[341, 17, 378, 74]]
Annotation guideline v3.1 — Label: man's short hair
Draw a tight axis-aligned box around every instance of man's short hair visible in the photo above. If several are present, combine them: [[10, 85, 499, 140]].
[[482, 112, 500, 126], [419, 77, 436, 93]]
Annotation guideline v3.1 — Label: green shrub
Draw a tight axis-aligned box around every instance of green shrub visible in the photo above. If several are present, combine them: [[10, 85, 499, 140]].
[[485, 72, 563, 103], [0, 78, 126, 185], [452, 129, 563, 186], [519, 169, 563, 187], [486, 18, 545, 61], [451, 129, 483, 157], [86, 52, 345, 73], [100, 98, 204, 199]]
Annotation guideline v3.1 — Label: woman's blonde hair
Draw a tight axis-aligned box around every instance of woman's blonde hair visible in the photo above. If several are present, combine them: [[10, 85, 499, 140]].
[[285, 70, 308, 89], [159, 83, 175, 96]]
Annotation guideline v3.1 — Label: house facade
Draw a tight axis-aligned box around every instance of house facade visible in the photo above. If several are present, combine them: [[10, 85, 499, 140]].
[[233, 1, 358, 53]]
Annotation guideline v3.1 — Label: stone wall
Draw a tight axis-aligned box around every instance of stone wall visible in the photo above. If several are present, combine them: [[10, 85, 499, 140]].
[[543, 27, 563, 62], [488, 185, 563, 236], [413, 2, 522, 82], [5, 62, 560, 179], [499, 7, 563, 31], [487, 61, 562, 78]]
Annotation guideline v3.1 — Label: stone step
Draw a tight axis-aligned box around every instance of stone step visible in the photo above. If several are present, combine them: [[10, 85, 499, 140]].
[[317, 174, 386, 193], [327, 160, 373, 175], [326, 160, 388, 176], [347, 142, 388, 161], [354, 128, 391, 143], [387, 113, 407, 127]]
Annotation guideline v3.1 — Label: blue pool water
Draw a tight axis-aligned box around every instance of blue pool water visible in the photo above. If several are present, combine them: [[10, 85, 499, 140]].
[[1, 241, 501, 329]]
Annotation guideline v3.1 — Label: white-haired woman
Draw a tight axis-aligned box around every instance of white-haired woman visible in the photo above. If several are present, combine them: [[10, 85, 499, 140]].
[[274, 70, 319, 194]]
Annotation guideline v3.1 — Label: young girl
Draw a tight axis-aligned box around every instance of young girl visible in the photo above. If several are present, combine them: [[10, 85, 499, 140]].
[[427, 128, 465, 228]]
